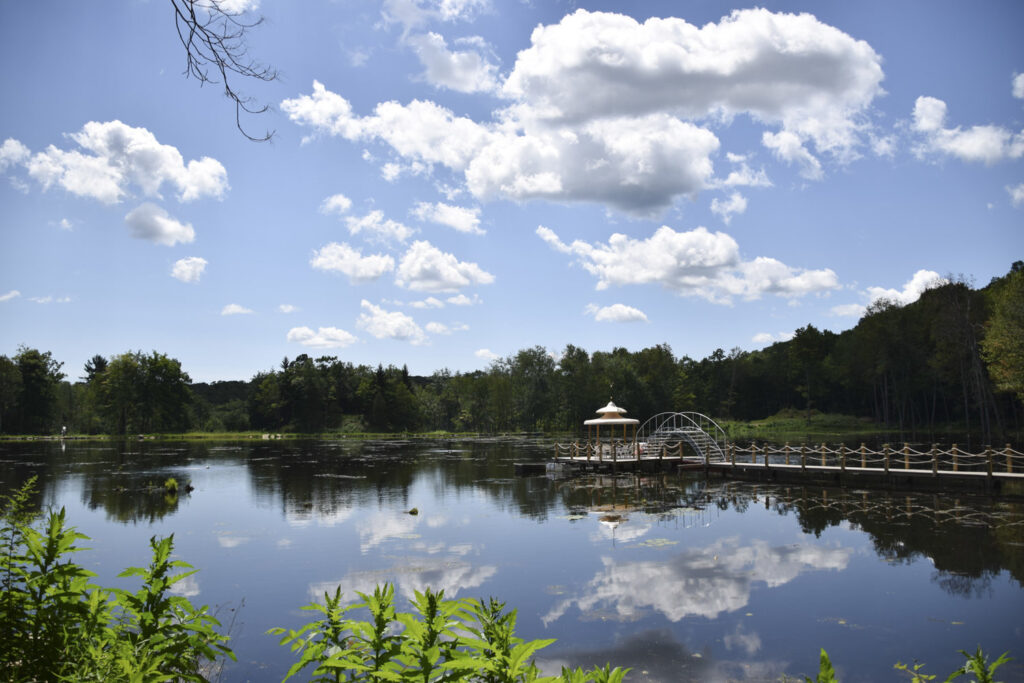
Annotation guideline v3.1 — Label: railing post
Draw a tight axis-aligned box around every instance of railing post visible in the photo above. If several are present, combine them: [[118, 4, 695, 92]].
[[659, 444, 665, 462], [903, 443, 910, 470], [765, 443, 770, 469], [821, 443, 826, 467], [860, 443, 866, 468], [1007, 444, 1013, 474], [952, 444, 958, 472], [931, 444, 938, 476], [730, 443, 736, 466], [884, 444, 890, 474], [784, 442, 790, 466], [801, 445, 806, 471], [840, 444, 846, 472], [986, 447, 993, 478]]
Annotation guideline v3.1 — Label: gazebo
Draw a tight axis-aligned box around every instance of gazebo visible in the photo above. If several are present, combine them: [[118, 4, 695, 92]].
[[584, 400, 639, 459]]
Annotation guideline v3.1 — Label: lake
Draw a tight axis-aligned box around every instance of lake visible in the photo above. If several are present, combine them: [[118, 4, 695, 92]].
[[1, 438, 1022, 682]]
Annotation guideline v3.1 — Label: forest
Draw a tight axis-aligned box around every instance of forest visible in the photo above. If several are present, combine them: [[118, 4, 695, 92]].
[[1, 265, 1021, 444]]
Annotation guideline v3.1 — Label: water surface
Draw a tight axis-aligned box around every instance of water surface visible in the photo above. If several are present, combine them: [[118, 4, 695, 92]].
[[1, 439, 1022, 682]]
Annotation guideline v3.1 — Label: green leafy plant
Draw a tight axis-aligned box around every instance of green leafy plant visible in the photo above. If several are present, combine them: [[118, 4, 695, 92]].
[[270, 584, 626, 683], [805, 648, 839, 683], [946, 646, 1012, 683], [0, 479, 234, 682]]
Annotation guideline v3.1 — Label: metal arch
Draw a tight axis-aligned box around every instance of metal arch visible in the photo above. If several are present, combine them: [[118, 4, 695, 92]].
[[634, 412, 729, 463]]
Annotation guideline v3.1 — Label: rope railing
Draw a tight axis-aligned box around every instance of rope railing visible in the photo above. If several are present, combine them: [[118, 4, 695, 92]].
[[553, 440, 1023, 476]]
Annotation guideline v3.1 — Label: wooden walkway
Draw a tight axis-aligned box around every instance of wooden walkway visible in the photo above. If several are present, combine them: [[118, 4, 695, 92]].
[[549, 441, 1024, 495]]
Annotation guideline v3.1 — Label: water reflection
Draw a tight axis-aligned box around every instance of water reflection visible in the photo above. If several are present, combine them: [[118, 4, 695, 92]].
[[544, 538, 851, 625]]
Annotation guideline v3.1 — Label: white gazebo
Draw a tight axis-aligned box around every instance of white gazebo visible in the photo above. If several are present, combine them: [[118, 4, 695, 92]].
[[583, 400, 639, 459]]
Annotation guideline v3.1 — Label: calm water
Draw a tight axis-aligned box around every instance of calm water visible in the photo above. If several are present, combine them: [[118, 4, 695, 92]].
[[1, 439, 1022, 682]]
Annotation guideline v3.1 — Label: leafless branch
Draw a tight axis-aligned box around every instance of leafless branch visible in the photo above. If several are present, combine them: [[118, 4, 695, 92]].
[[170, 0, 278, 141]]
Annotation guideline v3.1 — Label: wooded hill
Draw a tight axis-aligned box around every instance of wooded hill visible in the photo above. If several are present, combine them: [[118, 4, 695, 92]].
[[2, 264, 1022, 443]]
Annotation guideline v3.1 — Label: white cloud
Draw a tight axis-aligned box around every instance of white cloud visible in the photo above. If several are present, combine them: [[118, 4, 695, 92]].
[[218, 0, 260, 13], [538, 224, 838, 304], [0, 138, 30, 170], [395, 240, 494, 292], [866, 269, 945, 306], [407, 32, 498, 93], [58, 218, 73, 230], [752, 331, 794, 344], [0, 290, 22, 302], [1007, 183, 1024, 208], [124, 203, 195, 246], [171, 256, 208, 283], [912, 96, 1024, 164], [310, 242, 395, 283], [14, 121, 227, 204], [221, 303, 253, 315], [762, 131, 823, 180], [1013, 73, 1024, 100], [426, 321, 467, 334], [829, 303, 867, 318], [357, 300, 426, 344], [279, 304, 298, 313], [584, 303, 648, 323], [382, 0, 489, 33], [475, 348, 499, 361], [287, 326, 358, 349], [346, 210, 415, 243], [710, 192, 748, 224], [412, 201, 483, 234], [717, 160, 772, 188], [410, 296, 445, 309], [320, 193, 352, 216], [446, 293, 480, 306]]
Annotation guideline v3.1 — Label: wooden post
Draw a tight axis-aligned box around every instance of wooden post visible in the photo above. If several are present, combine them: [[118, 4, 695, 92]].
[[765, 442, 770, 469], [752, 442, 758, 465], [801, 445, 806, 471], [784, 442, 790, 466], [952, 444, 958, 472], [860, 443, 866, 468], [730, 443, 736, 466], [931, 444, 938, 476], [840, 444, 846, 472], [884, 444, 890, 473], [1007, 444, 1013, 474], [986, 447, 993, 478], [821, 443, 826, 467], [659, 444, 665, 462], [903, 443, 910, 470]]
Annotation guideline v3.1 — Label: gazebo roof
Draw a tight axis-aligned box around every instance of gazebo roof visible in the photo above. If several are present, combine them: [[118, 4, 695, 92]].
[[583, 400, 639, 426]]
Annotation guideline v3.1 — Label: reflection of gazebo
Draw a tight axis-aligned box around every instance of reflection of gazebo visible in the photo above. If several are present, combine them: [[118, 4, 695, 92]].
[[584, 400, 639, 458]]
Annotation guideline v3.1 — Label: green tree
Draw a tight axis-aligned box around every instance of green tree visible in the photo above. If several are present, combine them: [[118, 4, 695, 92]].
[[13, 347, 64, 434], [0, 355, 21, 434], [982, 267, 1024, 402]]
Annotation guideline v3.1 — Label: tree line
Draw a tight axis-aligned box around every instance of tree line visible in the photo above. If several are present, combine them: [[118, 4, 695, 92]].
[[1, 265, 1021, 441]]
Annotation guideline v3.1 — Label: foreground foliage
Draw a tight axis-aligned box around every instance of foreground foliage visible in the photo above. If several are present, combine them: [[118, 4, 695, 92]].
[[269, 583, 628, 682], [0, 479, 233, 682]]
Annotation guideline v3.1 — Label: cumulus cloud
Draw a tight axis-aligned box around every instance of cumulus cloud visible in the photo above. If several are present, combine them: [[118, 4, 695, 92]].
[[395, 240, 494, 292], [357, 300, 427, 344], [320, 193, 352, 215], [284, 9, 882, 213], [346, 210, 415, 243], [0, 138, 30, 170], [124, 203, 195, 246], [1007, 182, 1024, 208], [310, 242, 395, 283], [752, 331, 794, 344], [221, 303, 253, 315], [538, 224, 838, 304], [11, 121, 227, 204], [447, 293, 480, 306], [58, 218, 73, 230], [710, 192, 748, 224], [475, 348, 499, 361], [382, 0, 490, 33], [1014, 73, 1024, 100], [279, 304, 298, 313], [0, 290, 21, 302], [407, 32, 498, 93], [912, 96, 1024, 164], [424, 321, 467, 334], [171, 256, 208, 283], [830, 269, 946, 318], [410, 296, 445, 309], [584, 303, 648, 323], [287, 326, 358, 348], [412, 201, 483, 234]]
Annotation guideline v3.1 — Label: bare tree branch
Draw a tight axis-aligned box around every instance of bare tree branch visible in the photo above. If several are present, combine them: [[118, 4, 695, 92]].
[[170, 0, 278, 141]]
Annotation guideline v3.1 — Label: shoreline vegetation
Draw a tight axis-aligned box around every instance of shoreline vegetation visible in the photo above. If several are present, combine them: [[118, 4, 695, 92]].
[[2, 410, 1017, 447], [2, 266, 1022, 447]]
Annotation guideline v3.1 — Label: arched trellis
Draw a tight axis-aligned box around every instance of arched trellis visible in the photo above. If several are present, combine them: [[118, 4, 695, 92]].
[[634, 412, 729, 463]]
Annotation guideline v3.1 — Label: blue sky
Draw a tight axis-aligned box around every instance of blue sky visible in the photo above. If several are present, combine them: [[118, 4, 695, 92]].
[[1, 0, 1022, 382]]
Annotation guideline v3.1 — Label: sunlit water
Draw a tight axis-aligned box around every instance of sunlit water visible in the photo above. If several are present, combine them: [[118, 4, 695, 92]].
[[1, 439, 1022, 682]]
